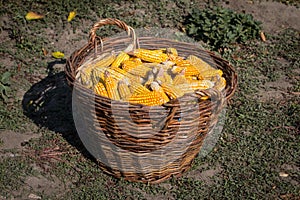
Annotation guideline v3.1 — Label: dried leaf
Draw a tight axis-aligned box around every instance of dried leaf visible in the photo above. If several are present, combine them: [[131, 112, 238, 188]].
[[279, 172, 289, 177], [42, 48, 48, 56], [260, 31, 266, 42], [67, 11, 76, 22], [52, 51, 65, 59], [25, 11, 44, 21]]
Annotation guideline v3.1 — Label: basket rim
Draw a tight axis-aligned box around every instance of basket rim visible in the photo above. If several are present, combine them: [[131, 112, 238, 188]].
[[65, 36, 237, 105]]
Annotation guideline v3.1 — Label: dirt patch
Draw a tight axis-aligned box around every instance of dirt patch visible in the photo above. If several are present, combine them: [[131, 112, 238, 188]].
[[0, 130, 41, 150], [220, 0, 300, 33], [23, 174, 67, 198], [186, 164, 222, 185], [258, 74, 294, 102]]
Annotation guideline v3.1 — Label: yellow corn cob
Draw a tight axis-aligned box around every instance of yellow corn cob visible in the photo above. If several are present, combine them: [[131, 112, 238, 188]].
[[160, 83, 185, 100], [104, 71, 120, 100], [187, 55, 215, 72], [189, 80, 214, 90], [123, 63, 152, 77], [92, 53, 116, 69], [122, 60, 140, 71], [133, 48, 169, 63], [129, 57, 143, 64], [77, 52, 115, 72], [91, 69, 105, 87], [175, 84, 194, 94], [214, 76, 226, 91], [185, 75, 199, 82], [128, 90, 168, 106], [94, 66, 137, 84], [118, 79, 132, 100], [129, 82, 150, 95], [110, 51, 130, 68], [93, 81, 109, 97], [149, 82, 169, 102], [174, 59, 192, 68], [200, 68, 223, 79], [173, 69, 188, 85], [171, 65, 201, 76]]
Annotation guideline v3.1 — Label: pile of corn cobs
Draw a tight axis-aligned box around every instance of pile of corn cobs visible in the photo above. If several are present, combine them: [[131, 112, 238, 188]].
[[76, 47, 226, 106]]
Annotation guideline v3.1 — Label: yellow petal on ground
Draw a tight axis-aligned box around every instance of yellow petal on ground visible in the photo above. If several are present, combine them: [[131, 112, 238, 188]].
[[67, 11, 76, 22], [52, 51, 65, 59], [25, 11, 44, 20]]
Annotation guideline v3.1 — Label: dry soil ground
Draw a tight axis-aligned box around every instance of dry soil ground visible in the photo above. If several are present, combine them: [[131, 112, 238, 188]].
[[0, 0, 299, 199]]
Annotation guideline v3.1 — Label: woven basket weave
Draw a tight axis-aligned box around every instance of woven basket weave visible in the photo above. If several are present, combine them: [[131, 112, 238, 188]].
[[65, 18, 237, 183]]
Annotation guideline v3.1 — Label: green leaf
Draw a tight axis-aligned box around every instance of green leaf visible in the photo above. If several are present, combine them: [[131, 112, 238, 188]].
[[1, 72, 11, 85]]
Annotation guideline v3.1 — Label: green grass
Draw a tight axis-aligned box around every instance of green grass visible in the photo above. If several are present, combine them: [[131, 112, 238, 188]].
[[0, 156, 33, 198], [0, 0, 299, 199]]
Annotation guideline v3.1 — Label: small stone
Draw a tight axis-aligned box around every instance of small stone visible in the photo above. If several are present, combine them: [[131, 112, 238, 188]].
[[28, 193, 42, 199], [279, 172, 289, 177]]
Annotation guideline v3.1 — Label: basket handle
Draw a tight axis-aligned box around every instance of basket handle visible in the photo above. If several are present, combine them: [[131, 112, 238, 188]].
[[89, 18, 138, 53]]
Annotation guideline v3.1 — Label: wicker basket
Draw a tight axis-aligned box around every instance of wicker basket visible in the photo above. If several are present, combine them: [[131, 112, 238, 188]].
[[65, 18, 237, 184]]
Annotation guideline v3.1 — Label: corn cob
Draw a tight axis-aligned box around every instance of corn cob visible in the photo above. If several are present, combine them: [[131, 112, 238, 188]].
[[174, 59, 193, 68], [185, 75, 199, 82], [171, 65, 201, 76], [129, 57, 143, 64], [149, 82, 169, 102], [122, 60, 140, 71], [173, 69, 188, 85], [200, 69, 223, 79], [188, 80, 214, 90], [110, 51, 130, 68], [81, 53, 117, 84], [118, 79, 132, 100], [104, 71, 120, 100], [93, 66, 137, 84], [133, 48, 169, 63], [77, 52, 115, 72], [129, 82, 150, 95], [187, 55, 215, 72], [91, 53, 116, 69], [128, 90, 168, 106], [122, 63, 152, 77], [214, 76, 226, 91], [91, 69, 105, 87], [175, 84, 194, 94], [160, 83, 185, 99], [93, 81, 109, 97], [110, 67, 142, 83]]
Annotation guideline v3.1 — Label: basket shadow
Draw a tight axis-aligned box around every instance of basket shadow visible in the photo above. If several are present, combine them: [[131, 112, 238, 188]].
[[22, 62, 93, 160]]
